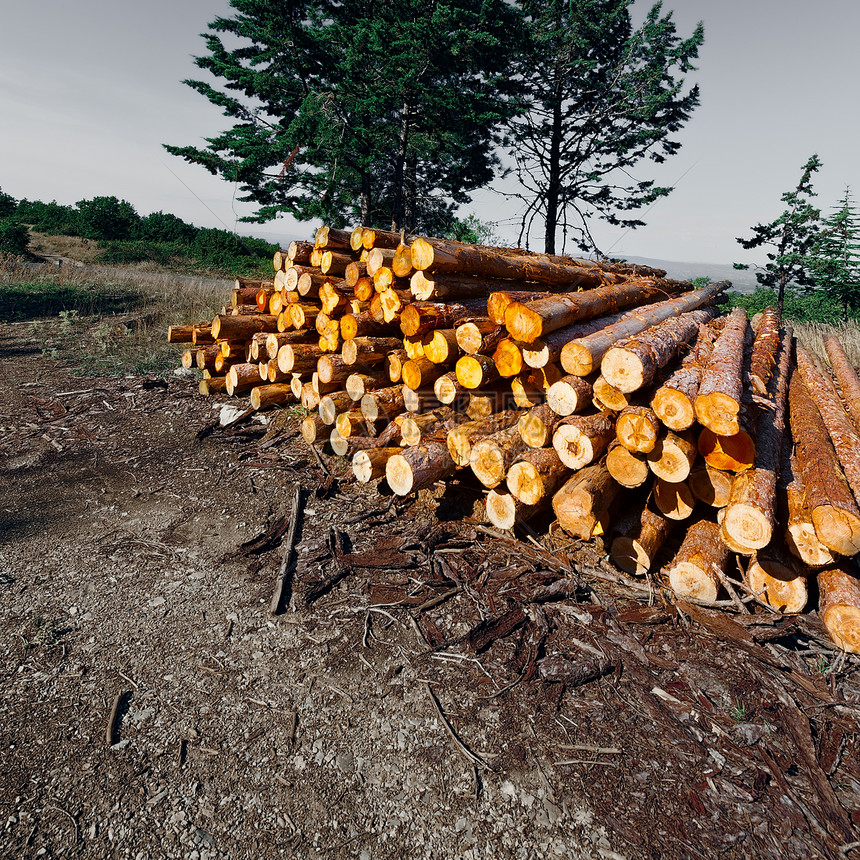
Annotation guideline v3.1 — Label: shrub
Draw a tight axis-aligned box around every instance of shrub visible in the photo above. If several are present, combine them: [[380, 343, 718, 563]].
[[0, 219, 30, 255], [729, 287, 859, 325], [0, 187, 16, 218], [136, 211, 197, 243], [15, 199, 78, 234], [75, 196, 140, 241]]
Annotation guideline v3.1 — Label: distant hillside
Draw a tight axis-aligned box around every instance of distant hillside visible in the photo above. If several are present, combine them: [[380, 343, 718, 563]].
[[621, 256, 760, 293]]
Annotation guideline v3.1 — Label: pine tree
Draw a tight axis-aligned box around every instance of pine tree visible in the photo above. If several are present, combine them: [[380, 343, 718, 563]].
[[808, 188, 860, 322], [735, 154, 822, 314], [507, 0, 703, 255], [164, 0, 523, 234]]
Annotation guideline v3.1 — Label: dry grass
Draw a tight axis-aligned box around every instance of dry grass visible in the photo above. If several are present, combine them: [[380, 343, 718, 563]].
[[0, 254, 231, 376], [27, 232, 104, 264], [792, 320, 860, 367]]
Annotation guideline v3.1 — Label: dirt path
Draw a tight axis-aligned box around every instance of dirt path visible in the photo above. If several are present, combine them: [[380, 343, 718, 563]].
[[1, 323, 858, 860]]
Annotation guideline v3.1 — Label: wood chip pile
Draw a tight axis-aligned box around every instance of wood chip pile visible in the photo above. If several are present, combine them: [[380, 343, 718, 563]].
[[167, 225, 860, 655]]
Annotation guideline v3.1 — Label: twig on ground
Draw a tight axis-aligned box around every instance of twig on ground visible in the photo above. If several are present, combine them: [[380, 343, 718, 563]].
[[423, 682, 487, 769], [270, 485, 303, 615], [105, 691, 126, 746]]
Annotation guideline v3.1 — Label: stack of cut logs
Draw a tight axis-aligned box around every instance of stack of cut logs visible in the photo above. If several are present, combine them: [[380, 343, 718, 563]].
[[168, 225, 860, 654]]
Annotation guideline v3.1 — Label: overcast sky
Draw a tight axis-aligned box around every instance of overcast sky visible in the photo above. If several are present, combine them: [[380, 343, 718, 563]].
[[1, 0, 858, 264]]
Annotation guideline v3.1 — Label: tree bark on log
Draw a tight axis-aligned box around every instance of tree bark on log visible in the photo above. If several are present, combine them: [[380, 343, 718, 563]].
[[277, 343, 324, 375], [488, 290, 553, 325], [552, 412, 615, 469], [562, 289, 722, 378], [340, 311, 400, 340], [520, 311, 630, 369], [318, 391, 355, 425], [446, 410, 523, 467], [353, 447, 402, 483], [518, 403, 563, 448], [722, 325, 793, 552], [469, 425, 529, 488], [796, 345, 860, 504], [360, 386, 405, 422], [342, 336, 403, 366], [314, 225, 352, 251], [818, 567, 860, 653], [506, 279, 689, 344], [212, 314, 279, 340], [434, 371, 466, 405], [345, 371, 390, 401], [456, 354, 501, 390], [422, 328, 459, 364], [250, 383, 296, 411], [411, 271, 524, 302], [748, 306, 782, 395], [402, 386, 442, 414], [552, 461, 619, 540], [403, 357, 449, 391], [400, 301, 486, 337], [455, 319, 505, 356], [781, 450, 835, 567], [610, 498, 673, 575], [789, 373, 860, 556], [824, 335, 860, 434], [318, 355, 372, 385], [666, 519, 728, 604], [386, 442, 457, 495], [492, 339, 525, 378], [695, 308, 750, 436], [601, 307, 719, 393], [506, 448, 568, 505]]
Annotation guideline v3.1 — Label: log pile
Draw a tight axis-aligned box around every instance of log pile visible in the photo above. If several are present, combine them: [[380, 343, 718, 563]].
[[167, 226, 860, 655]]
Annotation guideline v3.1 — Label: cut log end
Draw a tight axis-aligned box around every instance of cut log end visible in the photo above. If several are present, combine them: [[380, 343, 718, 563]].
[[698, 428, 755, 473], [651, 387, 696, 431], [747, 557, 807, 614], [610, 536, 651, 577], [695, 391, 740, 437], [811, 504, 860, 557], [722, 503, 772, 553], [668, 562, 719, 604]]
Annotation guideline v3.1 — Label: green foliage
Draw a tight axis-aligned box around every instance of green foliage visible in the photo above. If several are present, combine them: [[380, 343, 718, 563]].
[[165, 0, 525, 233], [446, 215, 501, 246], [0, 187, 16, 218], [729, 286, 857, 325], [75, 196, 140, 241], [137, 211, 197, 243], [0, 219, 30, 255], [692, 276, 711, 288], [508, 0, 704, 253], [807, 187, 860, 323], [14, 198, 79, 234], [735, 154, 822, 311]]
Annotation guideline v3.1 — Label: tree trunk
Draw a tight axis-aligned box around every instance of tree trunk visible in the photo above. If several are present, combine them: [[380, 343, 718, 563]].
[[552, 461, 619, 540], [552, 412, 615, 470], [748, 306, 781, 394], [446, 410, 523, 467], [818, 567, 860, 653], [386, 442, 456, 496], [506, 448, 567, 505], [666, 519, 728, 604], [353, 447, 401, 484], [824, 335, 860, 433]]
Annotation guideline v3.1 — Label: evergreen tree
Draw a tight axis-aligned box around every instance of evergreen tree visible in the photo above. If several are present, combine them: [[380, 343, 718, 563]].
[[507, 0, 703, 255], [735, 154, 822, 314], [165, 0, 523, 233], [808, 188, 860, 322]]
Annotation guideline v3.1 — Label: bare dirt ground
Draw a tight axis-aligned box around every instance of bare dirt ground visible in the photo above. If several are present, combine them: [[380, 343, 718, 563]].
[[2, 319, 860, 860]]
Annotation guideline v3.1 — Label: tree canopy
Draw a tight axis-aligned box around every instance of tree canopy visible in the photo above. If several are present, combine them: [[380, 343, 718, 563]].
[[165, 0, 524, 234], [507, 0, 704, 254]]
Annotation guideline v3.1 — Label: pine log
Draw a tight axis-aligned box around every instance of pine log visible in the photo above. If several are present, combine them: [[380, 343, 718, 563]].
[[290, 375, 304, 400], [285, 266, 318, 291], [386, 349, 409, 383], [199, 377, 228, 396], [446, 410, 523, 467], [722, 325, 793, 552], [796, 344, 860, 504], [340, 311, 400, 340], [319, 391, 356, 425], [402, 386, 442, 414], [392, 243, 413, 278], [488, 290, 552, 325], [318, 282, 349, 316], [506, 279, 690, 344], [552, 461, 619, 540], [689, 463, 733, 508], [510, 374, 543, 409], [212, 314, 278, 340], [167, 324, 196, 343], [250, 383, 296, 411], [486, 489, 548, 531], [646, 429, 698, 483], [352, 276, 375, 302], [334, 410, 369, 439], [195, 343, 221, 371], [520, 311, 629, 369], [818, 567, 860, 653], [330, 428, 378, 458], [374, 270, 409, 295], [518, 403, 563, 448], [653, 478, 696, 521], [781, 451, 835, 567], [226, 363, 262, 396], [466, 385, 511, 418], [470, 425, 529, 488], [287, 240, 315, 265], [600, 307, 719, 393], [493, 339, 524, 378], [789, 373, 860, 555], [824, 335, 860, 434], [362, 227, 403, 251], [422, 328, 459, 364], [592, 376, 632, 412], [605, 440, 650, 488], [697, 427, 756, 473], [360, 386, 405, 422], [300, 383, 321, 411], [748, 306, 782, 394], [403, 357, 449, 391], [320, 252, 353, 278], [456, 354, 501, 390], [233, 285, 260, 307], [277, 343, 323, 375], [400, 301, 486, 338], [345, 371, 390, 401], [399, 409, 461, 447], [300, 413, 327, 444], [616, 406, 661, 453], [342, 336, 403, 366], [288, 303, 321, 331], [434, 371, 467, 405], [694, 307, 749, 435], [562, 291, 721, 378], [666, 519, 728, 604], [746, 545, 807, 614], [506, 448, 568, 506], [386, 442, 457, 495], [379, 288, 412, 323], [411, 271, 511, 302], [366, 247, 396, 277], [547, 375, 594, 417], [344, 260, 366, 288], [265, 359, 294, 383], [455, 319, 505, 356], [403, 335, 424, 360], [553, 412, 615, 470], [610, 499, 673, 576], [318, 355, 371, 384], [235, 276, 273, 291], [314, 225, 352, 251], [353, 447, 402, 483]]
